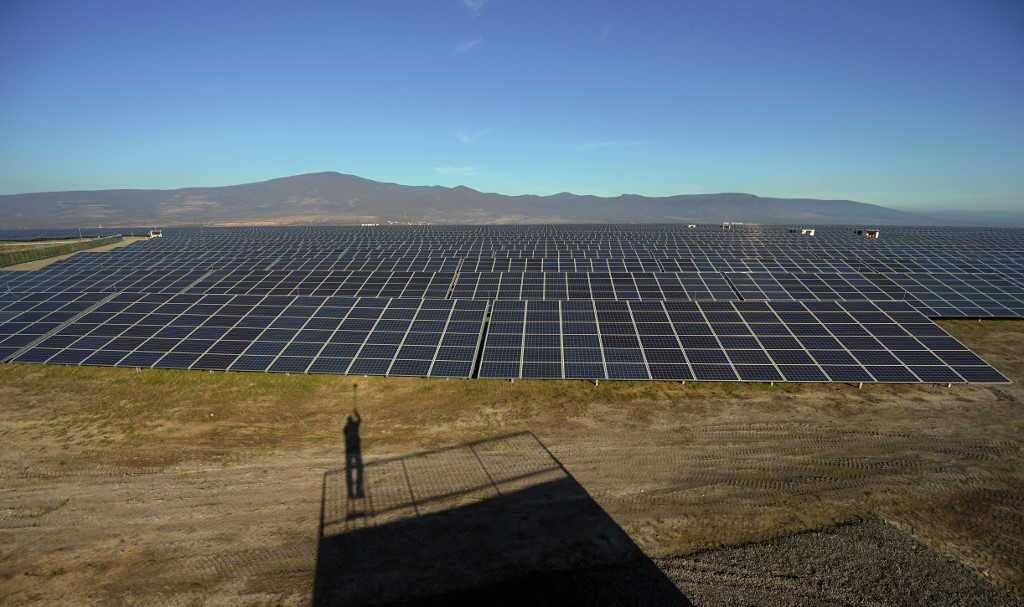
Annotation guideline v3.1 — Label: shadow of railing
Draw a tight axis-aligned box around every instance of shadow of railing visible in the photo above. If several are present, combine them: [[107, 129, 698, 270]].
[[313, 431, 691, 606]]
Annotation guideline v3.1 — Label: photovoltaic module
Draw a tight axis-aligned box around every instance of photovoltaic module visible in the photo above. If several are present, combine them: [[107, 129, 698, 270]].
[[1, 224, 1019, 383]]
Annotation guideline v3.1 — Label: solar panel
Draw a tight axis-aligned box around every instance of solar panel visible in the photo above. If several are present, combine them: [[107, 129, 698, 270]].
[[1, 224, 1018, 383]]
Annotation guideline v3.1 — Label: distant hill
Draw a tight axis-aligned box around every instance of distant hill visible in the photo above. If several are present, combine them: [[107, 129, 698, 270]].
[[0, 172, 952, 228]]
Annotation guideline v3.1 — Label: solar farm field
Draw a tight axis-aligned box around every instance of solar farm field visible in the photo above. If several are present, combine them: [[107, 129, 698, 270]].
[[1, 224, 1021, 384], [2, 224, 1023, 605]]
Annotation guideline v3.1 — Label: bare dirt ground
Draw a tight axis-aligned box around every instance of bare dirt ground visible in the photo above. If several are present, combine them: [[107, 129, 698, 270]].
[[1, 319, 1022, 606]]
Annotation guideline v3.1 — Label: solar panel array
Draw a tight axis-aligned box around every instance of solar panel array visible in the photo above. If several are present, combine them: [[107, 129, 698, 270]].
[[477, 299, 1003, 383], [0, 227, 147, 241], [2, 224, 1019, 383], [2, 292, 486, 378]]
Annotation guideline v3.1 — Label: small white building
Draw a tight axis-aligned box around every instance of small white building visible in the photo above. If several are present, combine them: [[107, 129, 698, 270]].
[[801, 228, 815, 236], [148, 229, 163, 238]]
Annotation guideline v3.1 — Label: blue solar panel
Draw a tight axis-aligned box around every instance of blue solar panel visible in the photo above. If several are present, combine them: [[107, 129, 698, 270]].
[[0, 225, 1015, 383]]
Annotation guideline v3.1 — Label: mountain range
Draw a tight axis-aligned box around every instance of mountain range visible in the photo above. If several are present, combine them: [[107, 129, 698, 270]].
[[0, 172, 982, 228]]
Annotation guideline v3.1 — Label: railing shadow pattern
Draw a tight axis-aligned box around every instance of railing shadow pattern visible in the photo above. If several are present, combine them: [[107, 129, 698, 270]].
[[313, 431, 690, 606]]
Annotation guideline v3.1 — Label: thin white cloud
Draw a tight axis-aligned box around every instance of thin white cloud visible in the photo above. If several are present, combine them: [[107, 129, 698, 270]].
[[599, 21, 613, 43], [454, 35, 484, 54], [457, 128, 491, 144], [462, 0, 491, 15], [574, 140, 658, 151], [433, 166, 479, 176]]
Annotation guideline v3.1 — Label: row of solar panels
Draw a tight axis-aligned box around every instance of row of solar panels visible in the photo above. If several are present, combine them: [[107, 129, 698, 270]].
[[0, 228, 147, 240], [9, 225, 1023, 255], [9, 243, 1024, 273], [0, 293, 486, 377], [76, 240, 1024, 264], [73, 252, 1016, 275], [7, 252, 1021, 273], [5, 265, 1023, 318], [477, 300, 1006, 383], [0, 290, 1009, 383]]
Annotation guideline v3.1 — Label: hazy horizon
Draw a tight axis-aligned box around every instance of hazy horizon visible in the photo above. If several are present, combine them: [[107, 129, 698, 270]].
[[1, 1, 1022, 213]]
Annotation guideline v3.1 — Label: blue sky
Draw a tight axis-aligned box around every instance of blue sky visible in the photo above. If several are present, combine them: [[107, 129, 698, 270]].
[[1, 0, 1022, 211]]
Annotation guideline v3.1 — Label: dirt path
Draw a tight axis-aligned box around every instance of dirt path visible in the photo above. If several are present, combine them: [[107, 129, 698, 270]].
[[1, 319, 1022, 605]]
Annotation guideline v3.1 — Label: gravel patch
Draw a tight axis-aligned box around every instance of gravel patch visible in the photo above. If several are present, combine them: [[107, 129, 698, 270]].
[[658, 519, 1022, 606]]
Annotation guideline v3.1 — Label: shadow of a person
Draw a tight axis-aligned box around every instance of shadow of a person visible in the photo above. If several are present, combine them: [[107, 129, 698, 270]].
[[344, 409, 364, 499]]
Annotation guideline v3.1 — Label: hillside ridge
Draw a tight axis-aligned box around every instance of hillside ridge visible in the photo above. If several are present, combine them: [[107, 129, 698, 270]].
[[0, 171, 945, 227]]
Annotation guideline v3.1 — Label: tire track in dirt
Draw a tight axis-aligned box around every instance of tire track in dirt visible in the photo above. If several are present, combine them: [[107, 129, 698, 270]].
[[559, 419, 1024, 571], [183, 543, 317, 580]]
